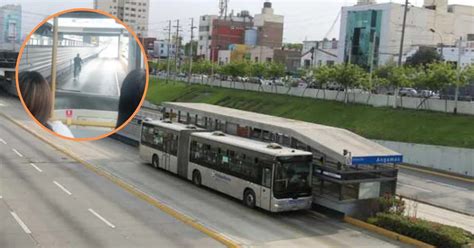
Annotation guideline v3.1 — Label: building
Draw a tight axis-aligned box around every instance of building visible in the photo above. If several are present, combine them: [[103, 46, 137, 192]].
[[337, 0, 474, 68], [0, 4, 21, 51], [141, 37, 155, 57], [249, 46, 274, 63], [197, 15, 218, 60], [301, 38, 338, 68], [210, 14, 253, 61], [254, 1, 284, 48], [153, 39, 183, 59], [274, 49, 301, 73], [94, 0, 149, 37]]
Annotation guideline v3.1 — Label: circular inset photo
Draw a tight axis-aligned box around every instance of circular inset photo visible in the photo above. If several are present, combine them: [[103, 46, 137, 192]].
[[16, 8, 148, 141]]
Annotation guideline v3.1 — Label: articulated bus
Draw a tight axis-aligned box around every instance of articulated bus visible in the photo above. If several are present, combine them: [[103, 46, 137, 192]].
[[139, 120, 313, 212]]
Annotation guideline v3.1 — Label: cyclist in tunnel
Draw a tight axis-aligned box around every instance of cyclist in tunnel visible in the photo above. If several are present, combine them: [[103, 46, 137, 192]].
[[73, 53, 83, 79]]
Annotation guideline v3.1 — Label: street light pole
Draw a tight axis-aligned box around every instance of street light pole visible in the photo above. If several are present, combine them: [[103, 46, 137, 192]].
[[429, 28, 444, 60], [394, 0, 409, 109], [454, 36, 463, 114]]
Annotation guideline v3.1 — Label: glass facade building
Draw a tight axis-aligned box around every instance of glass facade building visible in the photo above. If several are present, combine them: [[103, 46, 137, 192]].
[[344, 9, 382, 69]]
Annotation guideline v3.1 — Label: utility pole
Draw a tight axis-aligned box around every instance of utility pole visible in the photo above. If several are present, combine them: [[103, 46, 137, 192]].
[[188, 18, 196, 84], [394, 0, 409, 109], [50, 17, 59, 119], [165, 20, 172, 83], [173, 19, 182, 79], [454, 36, 463, 114], [368, 30, 377, 88]]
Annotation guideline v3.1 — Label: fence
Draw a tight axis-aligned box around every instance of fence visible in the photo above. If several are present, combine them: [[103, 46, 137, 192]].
[[158, 75, 474, 115]]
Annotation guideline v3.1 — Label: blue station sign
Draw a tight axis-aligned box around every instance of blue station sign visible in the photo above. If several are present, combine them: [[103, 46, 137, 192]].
[[352, 155, 403, 165]]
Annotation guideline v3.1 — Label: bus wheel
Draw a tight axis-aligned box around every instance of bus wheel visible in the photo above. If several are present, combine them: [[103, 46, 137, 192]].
[[192, 170, 201, 187], [243, 189, 256, 208], [152, 154, 159, 168]]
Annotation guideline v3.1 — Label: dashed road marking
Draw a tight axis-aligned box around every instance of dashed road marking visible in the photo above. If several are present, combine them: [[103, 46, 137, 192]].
[[0, 138, 6, 144], [29, 163, 43, 173], [12, 148, 23, 158], [53, 181, 72, 196], [88, 208, 115, 228], [115, 71, 120, 96], [11, 211, 32, 234]]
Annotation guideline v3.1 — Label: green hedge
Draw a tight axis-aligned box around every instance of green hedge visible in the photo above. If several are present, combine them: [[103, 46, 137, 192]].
[[368, 213, 474, 248]]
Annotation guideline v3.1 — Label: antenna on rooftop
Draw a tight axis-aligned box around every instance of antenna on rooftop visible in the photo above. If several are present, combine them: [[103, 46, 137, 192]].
[[219, 0, 229, 19]]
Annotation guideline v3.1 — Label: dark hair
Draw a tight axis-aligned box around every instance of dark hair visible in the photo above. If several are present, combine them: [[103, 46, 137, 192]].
[[116, 69, 146, 127], [18, 71, 52, 127]]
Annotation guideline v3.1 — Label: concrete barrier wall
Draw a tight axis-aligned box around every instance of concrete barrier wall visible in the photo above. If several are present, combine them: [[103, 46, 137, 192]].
[[373, 140, 474, 177], [175, 77, 474, 115]]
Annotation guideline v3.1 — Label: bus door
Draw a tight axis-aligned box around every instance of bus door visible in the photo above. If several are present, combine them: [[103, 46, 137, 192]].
[[161, 135, 172, 171], [260, 163, 273, 210]]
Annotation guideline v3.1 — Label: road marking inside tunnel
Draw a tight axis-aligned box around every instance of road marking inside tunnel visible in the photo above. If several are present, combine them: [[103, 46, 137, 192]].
[[0, 138, 6, 144], [53, 181, 72, 196], [397, 183, 432, 192], [115, 71, 120, 96], [29, 163, 42, 173], [88, 208, 115, 228], [0, 195, 3, 199], [11, 211, 32, 234], [12, 148, 23, 157]]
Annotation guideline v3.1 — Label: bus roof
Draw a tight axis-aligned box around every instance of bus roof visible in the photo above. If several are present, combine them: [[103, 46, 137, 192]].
[[143, 120, 203, 132], [163, 102, 402, 165], [192, 132, 313, 157]]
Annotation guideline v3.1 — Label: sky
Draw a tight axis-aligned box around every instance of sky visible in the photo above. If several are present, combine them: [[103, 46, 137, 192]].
[[3, 0, 473, 43]]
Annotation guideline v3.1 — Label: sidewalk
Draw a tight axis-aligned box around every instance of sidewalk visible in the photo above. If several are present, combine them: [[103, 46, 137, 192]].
[[404, 199, 474, 233]]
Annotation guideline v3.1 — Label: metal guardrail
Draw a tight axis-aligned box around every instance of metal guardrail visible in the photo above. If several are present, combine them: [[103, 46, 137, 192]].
[[18, 46, 104, 79]]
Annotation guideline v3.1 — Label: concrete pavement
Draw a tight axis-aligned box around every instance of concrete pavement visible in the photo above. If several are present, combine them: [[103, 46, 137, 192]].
[[0, 90, 409, 247], [0, 111, 223, 247]]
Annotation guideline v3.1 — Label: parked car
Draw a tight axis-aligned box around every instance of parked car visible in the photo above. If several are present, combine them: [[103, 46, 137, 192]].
[[399, 87, 417, 97]]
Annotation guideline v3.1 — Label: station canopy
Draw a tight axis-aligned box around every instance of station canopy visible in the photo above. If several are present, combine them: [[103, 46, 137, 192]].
[[162, 102, 403, 165]]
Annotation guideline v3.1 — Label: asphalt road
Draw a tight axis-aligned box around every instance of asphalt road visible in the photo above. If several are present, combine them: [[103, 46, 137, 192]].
[[0, 113, 222, 248], [0, 91, 408, 247]]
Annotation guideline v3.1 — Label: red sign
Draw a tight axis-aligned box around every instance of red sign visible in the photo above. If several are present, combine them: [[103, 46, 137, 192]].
[[66, 109, 73, 118]]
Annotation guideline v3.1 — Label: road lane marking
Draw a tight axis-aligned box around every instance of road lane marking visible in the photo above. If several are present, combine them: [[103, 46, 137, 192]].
[[0, 138, 6, 144], [88, 208, 115, 228], [12, 148, 23, 157], [53, 181, 72, 196], [398, 183, 433, 192], [29, 163, 42, 173], [10, 212, 32, 234], [0, 112, 240, 248], [0, 195, 3, 199], [115, 71, 120, 96]]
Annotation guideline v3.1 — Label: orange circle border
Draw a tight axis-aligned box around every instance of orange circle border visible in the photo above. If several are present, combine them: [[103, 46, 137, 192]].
[[15, 8, 150, 142]]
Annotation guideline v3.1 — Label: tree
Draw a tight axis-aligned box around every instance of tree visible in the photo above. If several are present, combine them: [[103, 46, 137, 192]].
[[424, 62, 456, 92], [266, 63, 285, 79], [406, 46, 442, 66], [184, 40, 198, 57], [283, 43, 303, 51], [375, 64, 414, 90], [249, 63, 267, 78]]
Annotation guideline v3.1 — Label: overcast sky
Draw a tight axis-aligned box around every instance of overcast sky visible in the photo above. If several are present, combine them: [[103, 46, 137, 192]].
[[4, 0, 473, 43]]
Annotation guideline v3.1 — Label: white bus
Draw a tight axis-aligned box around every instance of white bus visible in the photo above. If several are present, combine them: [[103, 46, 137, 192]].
[[139, 120, 313, 212]]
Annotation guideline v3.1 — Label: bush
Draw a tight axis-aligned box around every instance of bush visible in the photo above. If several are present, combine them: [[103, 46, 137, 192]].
[[368, 213, 474, 248]]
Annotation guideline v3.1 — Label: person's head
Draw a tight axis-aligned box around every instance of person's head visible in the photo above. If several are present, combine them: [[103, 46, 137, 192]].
[[18, 71, 52, 127], [116, 69, 146, 127], [76, 53, 80, 57]]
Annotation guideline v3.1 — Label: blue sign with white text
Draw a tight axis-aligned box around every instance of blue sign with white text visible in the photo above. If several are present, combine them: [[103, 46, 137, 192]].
[[352, 155, 403, 165]]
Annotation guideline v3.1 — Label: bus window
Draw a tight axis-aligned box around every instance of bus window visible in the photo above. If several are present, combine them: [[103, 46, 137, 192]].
[[262, 167, 272, 188], [274, 158, 312, 199]]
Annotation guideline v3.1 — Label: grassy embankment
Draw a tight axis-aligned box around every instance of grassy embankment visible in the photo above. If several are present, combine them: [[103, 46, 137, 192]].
[[146, 79, 474, 149]]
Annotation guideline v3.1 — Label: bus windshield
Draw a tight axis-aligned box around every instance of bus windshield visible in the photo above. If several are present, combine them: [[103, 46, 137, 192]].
[[274, 156, 312, 199]]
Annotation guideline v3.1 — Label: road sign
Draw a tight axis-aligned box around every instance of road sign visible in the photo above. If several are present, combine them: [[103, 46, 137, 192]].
[[352, 155, 403, 165]]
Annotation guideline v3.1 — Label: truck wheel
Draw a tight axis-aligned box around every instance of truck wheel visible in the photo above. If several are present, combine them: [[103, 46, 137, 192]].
[[243, 189, 256, 208]]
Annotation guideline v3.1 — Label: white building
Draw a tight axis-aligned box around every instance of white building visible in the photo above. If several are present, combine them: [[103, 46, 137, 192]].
[[438, 42, 474, 67], [197, 15, 217, 60], [337, 0, 474, 68], [94, 0, 149, 37], [153, 39, 182, 59], [301, 39, 338, 68]]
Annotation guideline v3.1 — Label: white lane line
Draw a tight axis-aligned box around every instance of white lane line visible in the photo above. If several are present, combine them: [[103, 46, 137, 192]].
[[0, 195, 3, 199], [29, 163, 43, 173], [427, 181, 469, 192], [0, 138, 6, 145], [10, 212, 32, 234], [88, 208, 116, 228], [53, 181, 72, 196], [12, 148, 23, 158], [398, 183, 433, 192], [115, 71, 120, 96]]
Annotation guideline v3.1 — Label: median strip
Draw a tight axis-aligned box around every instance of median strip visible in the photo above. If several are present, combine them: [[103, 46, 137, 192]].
[[344, 216, 434, 248], [0, 111, 240, 248]]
